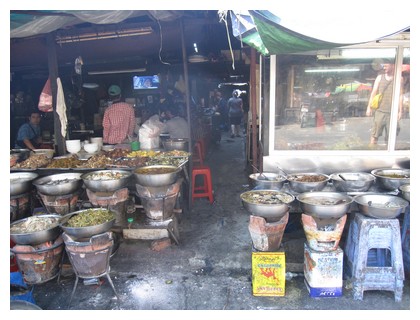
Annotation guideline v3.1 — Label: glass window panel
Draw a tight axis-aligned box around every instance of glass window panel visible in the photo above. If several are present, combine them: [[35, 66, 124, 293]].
[[395, 48, 410, 150], [274, 48, 409, 151]]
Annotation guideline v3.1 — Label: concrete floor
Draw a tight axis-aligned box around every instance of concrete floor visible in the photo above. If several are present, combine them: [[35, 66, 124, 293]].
[[11, 130, 412, 317]]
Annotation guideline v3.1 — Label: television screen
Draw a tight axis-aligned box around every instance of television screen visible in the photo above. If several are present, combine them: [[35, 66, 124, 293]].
[[133, 75, 160, 90]]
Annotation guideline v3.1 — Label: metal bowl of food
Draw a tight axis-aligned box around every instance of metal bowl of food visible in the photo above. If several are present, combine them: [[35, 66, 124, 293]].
[[287, 173, 329, 193], [371, 168, 410, 191], [330, 172, 375, 192], [240, 189, 295, 222], [134, 165, 181, 187], [399, 184, 410, 202], [10, 172, 39, 196], [354, 194, 409, 219], [81, 169, 133, 192], [249, 172, 287, 190], [32, 173, 83, 196], [59, 208, 115, 240], [10, 149, 30, 162], [10, 214, 62, 245], [32, 149, 55, 159], [296, 192, 353, 219], [163, 138, 189, 151]]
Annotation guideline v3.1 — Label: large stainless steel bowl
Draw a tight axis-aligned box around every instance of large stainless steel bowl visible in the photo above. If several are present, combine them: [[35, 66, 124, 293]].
[[81, 169, 133, 192], [10, 214, 62, 245], [330, 172, 375, 192], [10, 172, 39, 196], [371, 168, 410, 191], [399, 184, 410, 202], [32, 172, 83, 196], [240, 189, 294, 222], [59, 208, 116, 239], [297, 192, 353, 219], [249, 172, 287, 190], [287, 173, 329, 193], [354, 194, 409, 219], [134, 165, 181, 187], [163, 138, 189, 151], [10, 149, 30, 162]]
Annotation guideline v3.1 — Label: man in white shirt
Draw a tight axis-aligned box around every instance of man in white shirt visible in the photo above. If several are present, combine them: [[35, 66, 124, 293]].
[[162, 105, 189, 139]]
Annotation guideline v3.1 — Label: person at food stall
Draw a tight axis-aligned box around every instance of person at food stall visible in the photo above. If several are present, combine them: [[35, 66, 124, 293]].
[[227, 89, 244, 138], [14, 109, 42, 150], [161, 105, 189, 139], [366, 61, 403, 145], [102, 85, 136, 145], [214, 90, 228, 131]]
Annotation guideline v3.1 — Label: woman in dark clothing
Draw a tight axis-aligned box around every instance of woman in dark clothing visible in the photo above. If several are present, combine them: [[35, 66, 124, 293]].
[[15, 110, 42, 150], [227, 89, 244, 138]]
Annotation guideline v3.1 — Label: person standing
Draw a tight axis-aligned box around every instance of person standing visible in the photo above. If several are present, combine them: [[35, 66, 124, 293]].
[[15, 110, 42, 150], [214, 90, 228, 131], [366, 62, 403, 145], [102, 85, 135, 144], [227, 89, 244, 138]]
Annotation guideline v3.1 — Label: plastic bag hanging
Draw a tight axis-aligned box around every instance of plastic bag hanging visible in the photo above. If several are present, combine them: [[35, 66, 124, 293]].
[[38, 78, 53, 112]]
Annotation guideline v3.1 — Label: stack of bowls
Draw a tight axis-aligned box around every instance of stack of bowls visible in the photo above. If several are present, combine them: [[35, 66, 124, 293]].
[[83, 143, 99, 154], [90, 137, 103, 149], [65, 140, 81, 154]]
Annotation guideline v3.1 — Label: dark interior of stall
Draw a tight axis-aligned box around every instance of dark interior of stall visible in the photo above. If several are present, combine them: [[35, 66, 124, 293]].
[[10, 11, 250, 150]]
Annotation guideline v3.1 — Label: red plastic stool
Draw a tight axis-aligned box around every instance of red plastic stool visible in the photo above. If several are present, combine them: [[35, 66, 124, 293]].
[[192, 165, 214, 204], [192, 141, 204, 167]]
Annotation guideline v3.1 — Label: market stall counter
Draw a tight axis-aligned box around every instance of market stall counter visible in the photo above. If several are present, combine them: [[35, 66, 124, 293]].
[[10, 148, 191, 230]]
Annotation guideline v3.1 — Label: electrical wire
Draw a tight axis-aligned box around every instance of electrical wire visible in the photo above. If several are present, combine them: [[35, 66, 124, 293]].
[[157, 19, 171, 66], [218, 10, 235, 70]]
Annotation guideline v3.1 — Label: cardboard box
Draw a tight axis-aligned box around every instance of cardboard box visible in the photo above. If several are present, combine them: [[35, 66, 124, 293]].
[[252, 251, 285, 296], [304, 242, 343, 297]]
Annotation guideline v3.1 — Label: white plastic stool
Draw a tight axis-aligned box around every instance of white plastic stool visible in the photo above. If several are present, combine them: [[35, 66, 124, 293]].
[[344, 213, 404, 302]]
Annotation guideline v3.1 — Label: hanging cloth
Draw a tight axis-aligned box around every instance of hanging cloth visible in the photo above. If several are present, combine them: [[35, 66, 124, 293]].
[[56, 77, 68, 138]]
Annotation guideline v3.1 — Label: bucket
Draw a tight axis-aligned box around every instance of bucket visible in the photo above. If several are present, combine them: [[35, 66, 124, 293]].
[[136, 179, 182, 220], [10, 194, 30, 222], [63, 232, 113, 278], [301, 214, 347, 252], [11, 237, 64, 285], [39, 193, 79, 215], [10, 271, 36, 304], [131, 140, 140, 151], [248, 213, 289, 251]]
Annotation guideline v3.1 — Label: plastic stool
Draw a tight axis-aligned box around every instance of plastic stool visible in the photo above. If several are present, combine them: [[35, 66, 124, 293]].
[[344, 213, 404, 302], [401, 206, 410, 277], [192, 141, 204, 167], [192, 165, 214, 204]]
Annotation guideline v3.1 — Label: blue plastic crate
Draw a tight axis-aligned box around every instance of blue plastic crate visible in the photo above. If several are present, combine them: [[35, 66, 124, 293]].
[[10, 271, 35, 304]]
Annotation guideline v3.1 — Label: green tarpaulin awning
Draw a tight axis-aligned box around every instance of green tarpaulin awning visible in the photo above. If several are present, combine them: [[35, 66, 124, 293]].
[[229, 7, 409, 55]]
